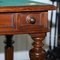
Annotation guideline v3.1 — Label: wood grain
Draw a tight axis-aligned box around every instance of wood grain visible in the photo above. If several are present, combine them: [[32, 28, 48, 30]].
[[0, 5, 56, 12], [29, 33, 46, 60]]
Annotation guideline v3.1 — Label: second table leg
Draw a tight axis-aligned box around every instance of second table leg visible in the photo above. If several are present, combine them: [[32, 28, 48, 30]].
[[29, 33, 46, 60], [4, 35, 14, 60]]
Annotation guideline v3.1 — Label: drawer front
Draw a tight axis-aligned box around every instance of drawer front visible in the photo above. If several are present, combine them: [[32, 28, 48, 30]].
[[19, 12, 40, 26], [0, 13, 17, 32], [18, 12, 48, 27], [18, 12, 48, 29]]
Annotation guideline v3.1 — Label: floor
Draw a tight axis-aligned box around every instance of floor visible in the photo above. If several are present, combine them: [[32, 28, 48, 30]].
[[0, 51, 29, 60]]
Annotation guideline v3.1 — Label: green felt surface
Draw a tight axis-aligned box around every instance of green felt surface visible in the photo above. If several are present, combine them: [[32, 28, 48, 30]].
[[0, 1, 49, 7]]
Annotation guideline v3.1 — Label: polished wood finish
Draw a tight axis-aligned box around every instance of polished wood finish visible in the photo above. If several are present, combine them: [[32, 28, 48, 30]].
[[0, 5, 56, 13], [29, 33, 46, 60], [4, 35, 14, 60], [0, 12, 48, 35], [0, 3, 56, 60]]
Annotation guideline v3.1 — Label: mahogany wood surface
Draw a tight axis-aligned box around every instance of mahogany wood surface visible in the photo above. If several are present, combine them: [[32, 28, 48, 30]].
[[0, 5, 56, 13], [0, 12, 48, 35], [4, 35, 14, 60], [29, 33, 46, 60], [0, 4, 56, 60]]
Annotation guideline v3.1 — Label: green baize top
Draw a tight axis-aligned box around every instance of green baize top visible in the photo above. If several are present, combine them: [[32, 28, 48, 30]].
[[0, 0, 50, 7]]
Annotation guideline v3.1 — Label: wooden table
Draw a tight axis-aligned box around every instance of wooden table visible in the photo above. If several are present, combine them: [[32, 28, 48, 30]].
[[0, 1, 55, 60]]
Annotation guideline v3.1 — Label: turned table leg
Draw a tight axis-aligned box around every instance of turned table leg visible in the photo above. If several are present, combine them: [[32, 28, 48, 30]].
[[4, 35, 14, 60], [29, 33, 46, 60]]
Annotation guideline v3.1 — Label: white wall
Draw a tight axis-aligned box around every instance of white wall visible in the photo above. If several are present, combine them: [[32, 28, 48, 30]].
[[31, 0, 52, 3]]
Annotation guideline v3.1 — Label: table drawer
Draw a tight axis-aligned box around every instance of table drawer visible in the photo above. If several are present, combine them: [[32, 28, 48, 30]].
[[18, 12, 48, 26], [0, 13, 17, 32], [18, 12, 48, 30]]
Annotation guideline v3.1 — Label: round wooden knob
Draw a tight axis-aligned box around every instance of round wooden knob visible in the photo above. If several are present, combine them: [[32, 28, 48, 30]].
[[30, 17, 36, 24], [26, 16, 36, 24]]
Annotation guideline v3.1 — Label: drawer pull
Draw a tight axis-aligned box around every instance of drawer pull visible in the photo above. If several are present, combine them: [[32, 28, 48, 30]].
[[26, 16, 36, 24]]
